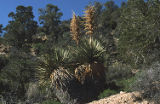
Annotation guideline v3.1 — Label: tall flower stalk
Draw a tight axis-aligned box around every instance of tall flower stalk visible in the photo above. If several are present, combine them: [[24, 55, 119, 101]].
[[70, 12, 80, 45], [84, 6, 96, 43]]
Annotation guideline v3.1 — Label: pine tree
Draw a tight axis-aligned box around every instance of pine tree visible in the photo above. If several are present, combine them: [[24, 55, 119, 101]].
[[4, 6, 37, 52], [39, 4, 63, 43]]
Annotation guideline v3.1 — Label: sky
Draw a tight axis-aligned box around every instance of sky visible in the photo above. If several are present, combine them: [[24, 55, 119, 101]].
[[0, 0, 126, 27]]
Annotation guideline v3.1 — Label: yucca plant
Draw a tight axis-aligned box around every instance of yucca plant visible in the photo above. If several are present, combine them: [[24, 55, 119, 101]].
[[37, 47, 86, 104], [70, 6, 107, 99], [37, 47, 71, 86], [37, 5, 108, 103], [72, 37, 107, 102], [72, 37, 107, 84]]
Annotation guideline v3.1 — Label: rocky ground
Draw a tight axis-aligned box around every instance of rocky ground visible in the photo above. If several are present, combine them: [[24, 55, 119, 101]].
[[88, 91, 154, 104]]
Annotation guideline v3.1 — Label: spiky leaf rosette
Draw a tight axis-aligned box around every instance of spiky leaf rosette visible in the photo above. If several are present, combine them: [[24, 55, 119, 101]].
[[70, 12, 80, 45], [84, 6, 96, 36], [37, 48, 71, 86], [72, 37, 106, 65]]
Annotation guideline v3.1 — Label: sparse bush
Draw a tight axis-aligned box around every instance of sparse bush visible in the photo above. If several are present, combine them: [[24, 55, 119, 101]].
[[132, 62, 160, 103], [0, 49, 38, 103], [116, 77, 136, 92], [106, 62, 132, 82], [42, 100, 62, 104], [106, 62, 133, 91], [98, 89, 117, 99]]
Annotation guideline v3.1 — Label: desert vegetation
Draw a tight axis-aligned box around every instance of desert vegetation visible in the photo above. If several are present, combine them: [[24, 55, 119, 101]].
[[0, 0, 160, 104]]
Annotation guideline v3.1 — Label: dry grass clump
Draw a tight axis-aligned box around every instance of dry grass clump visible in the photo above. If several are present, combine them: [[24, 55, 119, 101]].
[[75, 63, 106, 85], [70, 12, 80, 45], [50, 67, 74, 89], [75, 64, 92, 83]]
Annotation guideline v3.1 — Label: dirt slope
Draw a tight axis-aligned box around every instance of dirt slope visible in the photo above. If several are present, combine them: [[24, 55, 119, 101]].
[[88, 91, 154, 104]]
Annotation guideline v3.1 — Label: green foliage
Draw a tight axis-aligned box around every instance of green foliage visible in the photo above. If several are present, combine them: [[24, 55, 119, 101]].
[[106, 62, 133, 82], [72, 37, 107, 64], [132, 62, 160, 103], [0, 49, 37, 101], [85, 1, 119, 54], [117, 0, 160, 67], [106, 62, 134, 92], [57, 20, 71, 45], [37, 47, 71, 86], [4, 6, 37, 51], [93, 1, 120, 65], [1, 0, 160, 103], [116, 77, 136, 92], [42, 100, 62, 104], [39, 4, 63, 43], [35, 4, 67, 57], [101, 1, 119, 32], [98, 89, 117, 99], [0, 55, 8, 71]]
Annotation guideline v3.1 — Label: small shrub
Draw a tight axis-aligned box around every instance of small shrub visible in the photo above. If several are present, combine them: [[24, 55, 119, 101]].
[[132, 62, 160, 103], [98, 89, 117, 99], [106, 62, 133, 91], [106, 62, 132, 82], [116, 77, 136, 92], [42, 100, 62, 104]]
